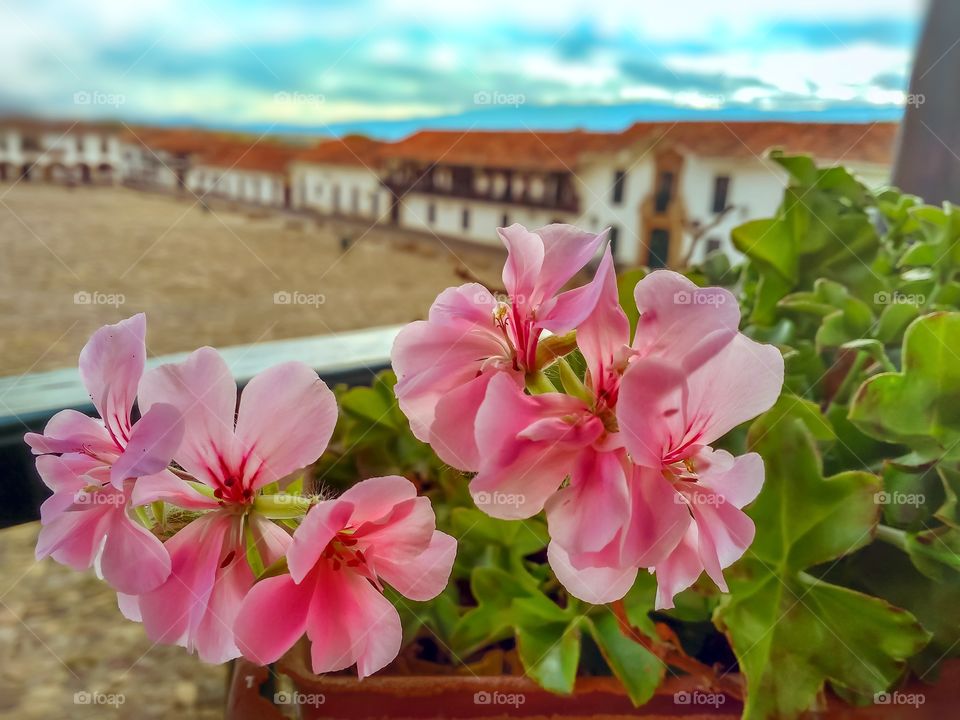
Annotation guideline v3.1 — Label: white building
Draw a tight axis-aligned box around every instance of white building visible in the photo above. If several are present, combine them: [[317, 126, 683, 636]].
[[379, 122, 896, 267], [185, 141, 297, 207], [289, 136, 390, 221], [0, 119, 123, 184], [0, 116, 897, 269]]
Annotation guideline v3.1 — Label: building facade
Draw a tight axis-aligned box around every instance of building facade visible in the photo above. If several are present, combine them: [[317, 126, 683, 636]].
[[0, 116, 897, 269]]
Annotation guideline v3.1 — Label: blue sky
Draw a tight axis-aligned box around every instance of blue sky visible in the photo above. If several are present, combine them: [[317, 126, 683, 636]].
[[0, 0, 924, 137]]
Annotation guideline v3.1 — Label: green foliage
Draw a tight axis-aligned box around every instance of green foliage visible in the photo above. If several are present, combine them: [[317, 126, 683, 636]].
[[716, 398, 929, 719], [322, 153, 960, 718]]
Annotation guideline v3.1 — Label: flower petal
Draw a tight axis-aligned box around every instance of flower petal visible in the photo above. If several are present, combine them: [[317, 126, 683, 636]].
[[307, 564, 403, 678], [337, 475, 417, 526], [287, 500, 354, 583], [572, 247, 630, 394], [547, 542, 637, 605], [471, 374, 600, 519], [536, 224, 607, 299], [498, 224, 545, 302], [138, 347, 238, 486], [25, 409, 115, 456], [620, 464, 691, 568], [654, 526, 704, 610], [78, 314, 147, 443], [110, 403, 183, 487], [99, 509, 171, 594], [235, 573, 312, 666], [375, 531, 457, 601], [234, 362, 337, 491], [632, 271, 739, 362], [545, 449, 630, 557]]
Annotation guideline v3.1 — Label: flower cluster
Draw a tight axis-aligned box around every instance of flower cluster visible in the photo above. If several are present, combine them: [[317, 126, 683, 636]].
[[393, 223, 784, 608], [26, 314, 456, 676]]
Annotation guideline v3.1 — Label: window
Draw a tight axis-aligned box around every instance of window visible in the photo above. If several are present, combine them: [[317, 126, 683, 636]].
[[461, 207, 470, 230], [427, 203, 436, 224], [501, 212, 509, 227], [314, 184, 323, 197], [350, 187, 359, 213], [648, 229, 670, 269], [706, 237, 722, 255], [332, 185, 341, 211], [371, 193, 380, 216], [612, 169, 626, 204], [712, 175, 730, 213], [654, 171, 674, 213]]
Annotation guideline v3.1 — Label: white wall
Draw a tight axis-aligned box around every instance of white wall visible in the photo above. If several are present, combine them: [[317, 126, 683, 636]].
[[187, 165, 286, 206], [573, 153, 654, 265], [290, 163, 389, 221], [398, 193, 573, 246]]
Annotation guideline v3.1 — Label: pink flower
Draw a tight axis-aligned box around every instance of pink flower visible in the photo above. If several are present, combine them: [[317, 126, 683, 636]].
[[392, 224, 608, 470], [234, 476, 456, 677], [475, 268, 783, 608], [122, 347, 338, 663], [25, 314, 183, 593], [469, 249, 662, 592], [33, 454, 172, 594], [611, 275, 783, 607], [25, 314, 184, 487]]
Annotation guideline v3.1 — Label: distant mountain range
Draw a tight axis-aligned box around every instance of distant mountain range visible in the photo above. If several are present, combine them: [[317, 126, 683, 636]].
[[134, 100, 906, 141]]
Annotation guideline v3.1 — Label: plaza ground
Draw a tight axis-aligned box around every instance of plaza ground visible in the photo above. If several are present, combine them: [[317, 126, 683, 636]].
[[0, 182, 506, 376]]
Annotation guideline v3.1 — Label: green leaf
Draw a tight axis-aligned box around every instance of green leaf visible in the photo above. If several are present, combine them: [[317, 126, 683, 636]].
[[617, 268, 646, 335], [586, 611, 663, 706], [715, 401, 930, 719], [340, 385, 399, 429], [515, 615, 581, 694], [849, 313, 960, 460]]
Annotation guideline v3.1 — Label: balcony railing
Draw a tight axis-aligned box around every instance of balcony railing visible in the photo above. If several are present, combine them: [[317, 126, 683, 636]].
[[384, 173, 580, 213], [0, 325, 401, 528]]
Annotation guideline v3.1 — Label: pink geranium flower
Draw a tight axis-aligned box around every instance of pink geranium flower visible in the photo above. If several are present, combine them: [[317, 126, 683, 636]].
[[25, 314, 183, 593], [612, 275, 783, 608], [33, 454, 172, 594], [121, 347, 338, 663], [392, 224, 608, 470], [25, 314, 184, 487], [469, 248, 651, 589], [234, 475, 456, 677]]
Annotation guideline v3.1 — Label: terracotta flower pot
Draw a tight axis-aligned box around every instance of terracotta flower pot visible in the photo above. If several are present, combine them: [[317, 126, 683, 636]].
[[226, 655, 959, 720]]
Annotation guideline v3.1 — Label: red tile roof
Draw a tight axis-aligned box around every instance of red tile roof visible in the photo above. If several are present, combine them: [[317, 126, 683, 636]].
[[380, 130, 623, 171], [294, 135, 386, 167], [618, 121, 898, 164], [378, 123, 897, 171], [194, 141, 300, 174]]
